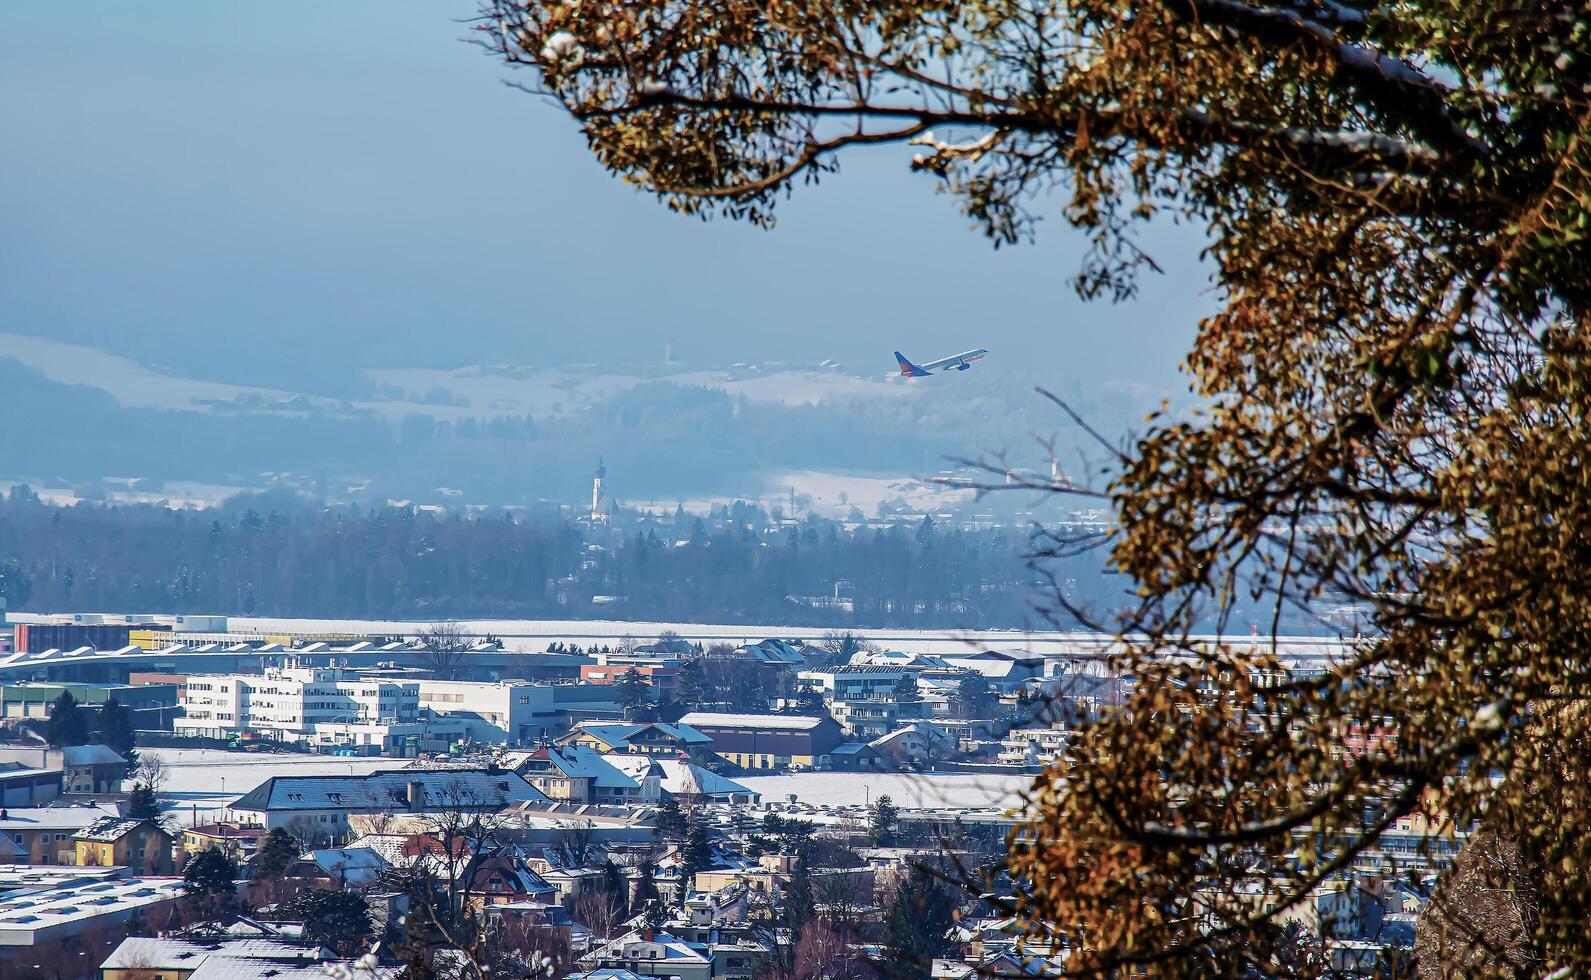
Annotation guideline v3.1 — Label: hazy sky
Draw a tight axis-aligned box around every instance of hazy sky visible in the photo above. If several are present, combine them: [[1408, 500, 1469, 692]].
[[1, 1, 1209, 394]]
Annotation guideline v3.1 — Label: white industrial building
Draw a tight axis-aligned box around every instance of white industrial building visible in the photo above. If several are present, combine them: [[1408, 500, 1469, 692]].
[[417, 679, 623, 746], [175, 662, 424, 755]]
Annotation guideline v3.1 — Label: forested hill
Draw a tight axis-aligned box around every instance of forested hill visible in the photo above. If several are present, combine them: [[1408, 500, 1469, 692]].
[[0, 488, 1098, 628]]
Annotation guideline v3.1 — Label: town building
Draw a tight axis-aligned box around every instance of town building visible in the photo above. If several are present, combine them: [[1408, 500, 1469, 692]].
[[227, 767, 549, 836], [99, 937, 335, 980], [72, 817, 175, 874], [416, 679, 621, 745], [675, 712, 845, 770], [801, 666, 926, 738], [579, 661, 683, 698], [0, 681, 180, 727], [578, 930, 715, 980], [175, 663, 424, 755], [0, 874, 186, 949], [0, 804, 122, 864], [0, 744, 126, 796], [558, 721, 712, 757]]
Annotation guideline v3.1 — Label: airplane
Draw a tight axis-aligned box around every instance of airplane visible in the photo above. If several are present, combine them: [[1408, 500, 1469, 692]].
[[893, 348, 989, 377]]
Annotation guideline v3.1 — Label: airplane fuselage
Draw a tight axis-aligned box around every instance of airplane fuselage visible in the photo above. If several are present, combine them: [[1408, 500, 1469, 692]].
[[895, 348, 989, 377]]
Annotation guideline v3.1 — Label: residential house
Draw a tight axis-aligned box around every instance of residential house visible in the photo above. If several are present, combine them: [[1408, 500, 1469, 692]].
[[61, 745, 128, 795], [601, 756, 757, 804], [281, 847, 392, 889], [180, 824, 267, 864], [72, 817, 175, 874], [99, 937, 332, 980], [227, 768, 549, 837], [870, 722, 957, 767], [578, 929, 714, 980], [0, 804, 122, 864], [513, 746, 661, 805], [558, 721, 712, 758]]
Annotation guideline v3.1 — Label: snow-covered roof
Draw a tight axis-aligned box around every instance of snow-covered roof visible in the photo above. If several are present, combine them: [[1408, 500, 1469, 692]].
[[102, 937, 327, 970], [677, 712, 830, 731], [63, 744, 128, 767], [231, 768, 548, 813], [602, 755, 755, 800], [73, 816, 160, 843], [555, 746, 648, 789], [0, 804, 124, 831], [297, 847, 391, 886]]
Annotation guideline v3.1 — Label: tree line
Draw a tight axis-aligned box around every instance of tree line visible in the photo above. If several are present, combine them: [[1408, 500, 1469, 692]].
[[0, 487, 1098, 627]]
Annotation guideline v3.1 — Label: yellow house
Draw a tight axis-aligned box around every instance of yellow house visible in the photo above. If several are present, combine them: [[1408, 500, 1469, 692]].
[[72, 817, 175, 874]]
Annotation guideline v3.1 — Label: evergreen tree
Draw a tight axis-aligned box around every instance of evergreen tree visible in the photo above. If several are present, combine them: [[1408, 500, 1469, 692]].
[[951, 673, 996, 720], [792, 681, 825, 716], [46, 691, 91, 747], [126, 784, 161, 820], [183, 847, 239, 900], [879, 865, 958, 980], [653, 796, 688, 844], [868, 795, 900, 847], [601, 858, 630, 924], [631, 857, 659, 915], [612, 669, 652, 720], [784, 859, 816, 934], [679, 815, 714, 900], [93, 697, 138, 762], [677, 658, 713, 707], [250, 827, 300, 881], [282, 889, 373, 957], [641, 899, 669, 933]]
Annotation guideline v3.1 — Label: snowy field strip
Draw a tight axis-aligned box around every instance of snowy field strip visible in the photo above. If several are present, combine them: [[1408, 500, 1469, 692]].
[[228, 616, 1118, 657], [736, 772, 1033, 812]]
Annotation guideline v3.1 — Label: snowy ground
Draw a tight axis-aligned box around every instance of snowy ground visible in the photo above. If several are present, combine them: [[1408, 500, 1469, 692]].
[[226, 616, 1130, 659], [144, 747, 409, 827], [737, 772, 1035, 812]]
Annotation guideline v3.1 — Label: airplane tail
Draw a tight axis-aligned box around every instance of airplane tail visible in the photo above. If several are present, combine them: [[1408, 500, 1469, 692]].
[[894, 351, 930, 377]]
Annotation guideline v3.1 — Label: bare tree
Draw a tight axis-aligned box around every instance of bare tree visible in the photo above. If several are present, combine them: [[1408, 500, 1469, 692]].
[[416, 622, 473, 680], [551, 820, 598, 868], [133, 754, 169, 794], [386, 778, 514, 979]]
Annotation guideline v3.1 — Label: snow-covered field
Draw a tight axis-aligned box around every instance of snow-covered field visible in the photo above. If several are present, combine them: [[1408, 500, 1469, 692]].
[[738, 772, 1035, 812], [144, 748, 408, 827], [227, 616, 1127, 658]]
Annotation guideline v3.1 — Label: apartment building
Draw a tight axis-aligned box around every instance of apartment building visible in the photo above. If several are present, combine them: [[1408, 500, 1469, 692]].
[[175, 663, 423, 755], [804, 666, 926, 738]]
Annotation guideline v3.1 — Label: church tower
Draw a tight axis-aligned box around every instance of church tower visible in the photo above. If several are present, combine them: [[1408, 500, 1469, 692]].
[[591, 459, 608, 524]]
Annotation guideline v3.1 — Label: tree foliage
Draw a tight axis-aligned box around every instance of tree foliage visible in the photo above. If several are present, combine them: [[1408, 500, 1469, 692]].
[[0, 493, 1054, 627], [126, 784, 161, 821], [878, 866, 958, 980], [481, 0, 1591, 972], [868, 795, 900, 847], [183, 847, 239, 900], [93, 697, 138, 766], [46, 691, 91, 747], [250, 828, 301, 882], [281, 888, 373, 957]]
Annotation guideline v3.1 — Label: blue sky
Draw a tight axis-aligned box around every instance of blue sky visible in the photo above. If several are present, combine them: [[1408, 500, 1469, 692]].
[[0, 1, 1209, 393]]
